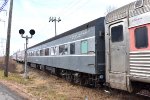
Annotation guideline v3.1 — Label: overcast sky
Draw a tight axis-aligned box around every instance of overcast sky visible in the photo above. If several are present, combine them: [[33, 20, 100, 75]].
[[0, 0, 136, 55]]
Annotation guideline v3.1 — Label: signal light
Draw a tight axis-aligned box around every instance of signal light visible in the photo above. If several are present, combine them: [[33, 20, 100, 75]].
[[29, 29, 35, 35], [19, 29, 25, 35]]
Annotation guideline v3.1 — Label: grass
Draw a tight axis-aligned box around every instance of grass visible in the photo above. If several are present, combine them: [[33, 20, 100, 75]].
[[26, 70, 68, 100], [27, 85, 67, 100], [0, 69, 67, 100], [0, 59, 68, 100], [0, 58, 32, 85], [0, 69, 32, 85]]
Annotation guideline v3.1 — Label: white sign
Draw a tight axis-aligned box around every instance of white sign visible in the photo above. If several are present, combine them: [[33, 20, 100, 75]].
[[129, 12, 150, 28]]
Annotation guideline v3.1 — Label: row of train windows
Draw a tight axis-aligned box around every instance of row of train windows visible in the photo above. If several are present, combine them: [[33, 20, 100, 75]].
[[28, 40, 88, 56], [111, 25, 148, 49]]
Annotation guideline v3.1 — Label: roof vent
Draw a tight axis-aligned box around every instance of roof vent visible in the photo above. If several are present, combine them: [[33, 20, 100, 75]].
[[135, 0, 143, 9]]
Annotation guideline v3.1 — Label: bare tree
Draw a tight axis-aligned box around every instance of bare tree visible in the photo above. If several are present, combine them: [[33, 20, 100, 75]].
[[105, 6, 116, 15]]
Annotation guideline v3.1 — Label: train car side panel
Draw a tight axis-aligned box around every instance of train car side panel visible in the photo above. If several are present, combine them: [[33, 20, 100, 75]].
[[27, 19, 105, 75]]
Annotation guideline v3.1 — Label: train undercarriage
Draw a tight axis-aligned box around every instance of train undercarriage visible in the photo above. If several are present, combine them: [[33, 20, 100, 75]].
[[28, 62, 104, 88], [131, 81, 150, 97]]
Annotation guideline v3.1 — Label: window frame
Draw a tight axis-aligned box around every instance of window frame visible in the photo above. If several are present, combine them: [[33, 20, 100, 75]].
[[134, 26, 148, 49], [51, 46, 57, 55], [45, 48, 50, 56], [111, 25, 124, 43], [59, 44, 68, 55], [40, 49, 45, 56], [70, 43, 75, 54], [81, 40, 88, 54], [36, 50, 39, 56]]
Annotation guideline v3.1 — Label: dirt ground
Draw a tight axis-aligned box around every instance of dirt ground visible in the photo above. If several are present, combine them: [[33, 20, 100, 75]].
[[0, 58, 149, 100]]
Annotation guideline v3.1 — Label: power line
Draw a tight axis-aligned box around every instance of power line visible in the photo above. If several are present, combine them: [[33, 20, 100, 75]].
[[54, 0, 81, 16], [56, 0, 90, 18]]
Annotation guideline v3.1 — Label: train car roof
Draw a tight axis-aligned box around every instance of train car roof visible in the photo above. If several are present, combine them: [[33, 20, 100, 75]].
[[105, 0, 150, 23], [28, 17, 104, 49]]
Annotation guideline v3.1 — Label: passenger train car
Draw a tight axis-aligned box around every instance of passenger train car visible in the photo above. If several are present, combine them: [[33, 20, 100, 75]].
[[105, 0, 150, 92], [12, 50, 24, 63], [27, 17, 105, 86], [13, 0, 150, 93]]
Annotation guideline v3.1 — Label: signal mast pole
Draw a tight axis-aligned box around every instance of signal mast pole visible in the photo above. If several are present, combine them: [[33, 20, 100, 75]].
[[19, 29, 35, 79]]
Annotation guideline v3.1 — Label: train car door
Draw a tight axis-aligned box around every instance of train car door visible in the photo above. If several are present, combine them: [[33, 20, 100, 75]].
[[108, 21, 130, 91], [110, 22, 126, 73]]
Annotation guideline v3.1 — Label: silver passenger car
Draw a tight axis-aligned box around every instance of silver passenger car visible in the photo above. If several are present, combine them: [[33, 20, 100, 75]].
[[27, 17, 105, 79], [105, 0, 150, 92]]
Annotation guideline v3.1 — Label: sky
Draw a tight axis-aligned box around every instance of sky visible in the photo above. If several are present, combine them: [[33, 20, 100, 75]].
[[0, 0, 136, 55]]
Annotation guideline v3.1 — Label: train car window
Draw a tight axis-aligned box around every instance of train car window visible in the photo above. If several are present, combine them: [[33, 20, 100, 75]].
[[32, 52, 34, 56], [51, 47, 57, 55], [81, 40, 88, 54], [31, 52, 33, 56], [111, 25, 123, 42], [36, 51, 38, 56], [45, 48, 49, 56], [36, 51, 40, 56], [32, 52, 33, 56], [70, 43, 75, 54], [40, 49, 44, 56], [34, 51, 36, 56], [40, 50, 42, 56], [134, 26, 148, 49], [59, 44, 68, 55], [51, 47, 54, 55]]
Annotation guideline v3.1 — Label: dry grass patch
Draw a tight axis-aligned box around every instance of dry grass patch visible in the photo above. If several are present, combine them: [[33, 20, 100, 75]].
[[26, 69, 68, 100]]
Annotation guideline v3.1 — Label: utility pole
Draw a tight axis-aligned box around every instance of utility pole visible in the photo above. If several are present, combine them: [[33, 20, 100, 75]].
[[4, 0, 13, 77], [49, 17, 61, 36]]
